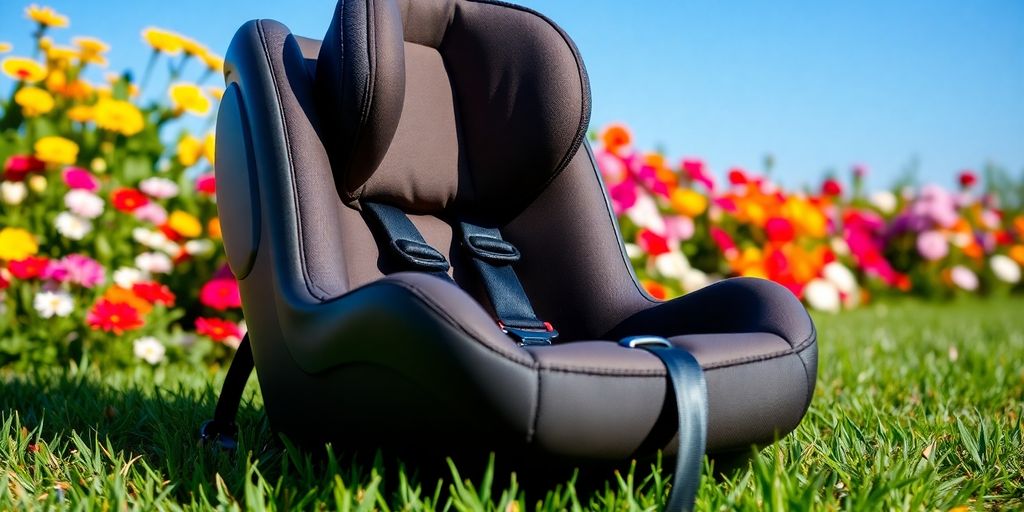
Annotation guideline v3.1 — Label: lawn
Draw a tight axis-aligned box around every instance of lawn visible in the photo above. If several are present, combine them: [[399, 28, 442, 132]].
[[2, 298, 1022, 510]]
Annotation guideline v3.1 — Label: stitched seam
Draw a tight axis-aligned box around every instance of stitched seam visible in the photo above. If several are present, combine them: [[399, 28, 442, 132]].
[[347, 0, 375, 201], [256, 20, 329, 301], [529, 369, 541, 444]]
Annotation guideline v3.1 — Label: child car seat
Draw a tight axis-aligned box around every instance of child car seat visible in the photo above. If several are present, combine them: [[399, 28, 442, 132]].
[[205, 1, 818, 510]]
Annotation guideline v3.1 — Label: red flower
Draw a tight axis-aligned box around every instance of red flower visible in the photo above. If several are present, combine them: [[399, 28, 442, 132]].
[[727, 168, 749, 185], [196, 317, 241, 342], [132, 282, 176, 306], [8, 256, 50, 280], [111, 188, 149, 212], [821, 178, 843, 197], [637, 229, 670, 256], [4, 155, 45, 182], [86, 299, 144, 334], [0, 271, 8, 290], [958, 170, 977, 188], [710, 227, 737, 259], [764, 217, 795, 244], [196, 173, 216, 196], [199, 278, 241, 310]]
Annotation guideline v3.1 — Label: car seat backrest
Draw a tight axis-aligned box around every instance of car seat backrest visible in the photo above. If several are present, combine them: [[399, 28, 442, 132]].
[[314, 0, 591, 221]]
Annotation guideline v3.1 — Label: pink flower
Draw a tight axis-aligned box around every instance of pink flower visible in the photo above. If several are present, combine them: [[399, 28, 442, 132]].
[[133, 202, 168, 225], [664, 215, 695, 243], [139, 177, 179, 199], [916, 230, 948, 261], [44, 254, 105, 288], [62, 167, 99, 191], [595, 149, 628, 185], [64, 189, 104, 219], [950, 265, 978, 291], [199, 277, 241, 310]]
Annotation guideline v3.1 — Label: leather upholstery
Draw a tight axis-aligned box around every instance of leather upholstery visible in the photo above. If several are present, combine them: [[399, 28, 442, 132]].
[[215, 0, 818, 465]]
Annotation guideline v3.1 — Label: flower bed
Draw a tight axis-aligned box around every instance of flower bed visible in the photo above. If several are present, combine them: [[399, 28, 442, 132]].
[[1, 5, 1021, 367]]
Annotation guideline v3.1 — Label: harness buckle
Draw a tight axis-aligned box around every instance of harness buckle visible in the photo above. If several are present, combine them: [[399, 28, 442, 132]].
[[499, 320, 558, 346]]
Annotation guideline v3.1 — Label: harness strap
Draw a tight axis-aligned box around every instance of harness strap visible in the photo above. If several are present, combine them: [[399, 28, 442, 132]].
[[619, 336, 708, 512], [362, 201, 453, 280], [458, 221, 557, 346]]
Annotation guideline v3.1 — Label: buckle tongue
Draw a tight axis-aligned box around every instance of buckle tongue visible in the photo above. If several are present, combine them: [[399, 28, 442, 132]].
[[499, 321, 558, 346]]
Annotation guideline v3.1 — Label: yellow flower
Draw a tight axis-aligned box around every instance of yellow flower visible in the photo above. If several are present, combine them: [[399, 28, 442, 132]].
[[14, 86, 55, 117], [782, 196, 828, 238], [168, 210, 202, 238], [207, 86, 224, 101], [93, 99, 145, 136], [67, 105, 93, 122], [201, 52, 224, 73], [73, 36, 108, 55], [177, 134, 203, 166], [669, 188, 708, 217], [25, 4, 69, 28], [169, 82, 211, 116], [46, 45, 79, 66], [34, 136, 79, 165], [0, 227, 39, 261], [73, 36, 109, 66], [141, 28, 183, 55], [1, 57, 47, 83], [0, 42, 12, 54], [203, 133, 216, 165], [180, 37, 207, 58]]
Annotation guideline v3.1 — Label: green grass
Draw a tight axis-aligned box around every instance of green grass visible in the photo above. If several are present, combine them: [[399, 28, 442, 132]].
[[2, 298, 1022, 510]]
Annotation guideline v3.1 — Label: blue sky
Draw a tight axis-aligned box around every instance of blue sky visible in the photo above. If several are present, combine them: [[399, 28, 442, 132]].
[[2, 0, 1022, 190]]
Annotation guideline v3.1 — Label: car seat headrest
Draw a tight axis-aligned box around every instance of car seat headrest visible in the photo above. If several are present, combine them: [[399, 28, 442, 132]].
[[316, 0, 406, 204], [316, 0, 591, 220]]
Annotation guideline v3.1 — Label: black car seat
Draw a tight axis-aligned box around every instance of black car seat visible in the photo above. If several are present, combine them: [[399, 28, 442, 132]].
[[206, 1, 818, 509]]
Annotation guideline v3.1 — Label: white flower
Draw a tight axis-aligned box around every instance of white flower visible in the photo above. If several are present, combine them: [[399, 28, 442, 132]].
[[55, 212, 93, 240], [823, 261, 857, 294], [184, 239, 215, 256], [623, 243, 644, 260], [139, 177, 179, 199], [804, 278, 841, 313], [28, 175, 47, 193], [133, 336, 166, 365], [681, 268, 710, 293], [625, 193, 666, 234], [63, 189, 104, 219], [990, 254, 1021, 284], [830, 237, 850, 257], [113, 267, 147, 288], [135, 252, 173, 274], [654, 251, 691, 279], [950, 265, 979, 291], [2, 181, 27, 205], [33, 290, 74, 318], [132, 227, 172, 250], [980, 209, 1001, 231], [869, 190, 897, 214]]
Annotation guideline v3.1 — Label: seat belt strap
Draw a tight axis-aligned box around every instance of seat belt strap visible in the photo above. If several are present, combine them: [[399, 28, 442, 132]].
[[200, 333, 254, 450], [458, 221, 557, 346], [619, 336, 708, 512], [362, 201, 453, 280]]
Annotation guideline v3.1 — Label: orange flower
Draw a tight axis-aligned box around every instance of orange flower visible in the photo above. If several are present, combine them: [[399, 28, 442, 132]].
[[103, 286, 153, 315], [207, 217, 222, 240], [642, 280, 668, 300], [600, 123, 631, 154], [1009, 245, 1024, 266]]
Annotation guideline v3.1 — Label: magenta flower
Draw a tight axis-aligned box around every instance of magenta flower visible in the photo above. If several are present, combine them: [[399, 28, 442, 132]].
[[916, 230, 948, 261], [62, 167, 99, 192], [681, 158, 715, 191]]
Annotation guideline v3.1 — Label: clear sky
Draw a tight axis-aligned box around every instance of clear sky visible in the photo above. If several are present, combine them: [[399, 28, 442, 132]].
[[2, 1, 1022, 190]]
